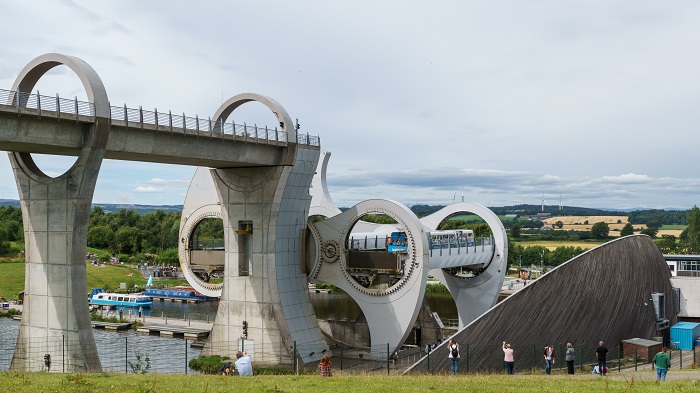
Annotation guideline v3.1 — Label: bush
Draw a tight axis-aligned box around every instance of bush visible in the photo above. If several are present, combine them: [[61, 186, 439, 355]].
[[189, 355, 231, 374]]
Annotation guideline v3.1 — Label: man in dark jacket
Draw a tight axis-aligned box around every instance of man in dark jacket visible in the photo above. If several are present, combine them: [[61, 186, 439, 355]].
[[595, 341, 608, 376]]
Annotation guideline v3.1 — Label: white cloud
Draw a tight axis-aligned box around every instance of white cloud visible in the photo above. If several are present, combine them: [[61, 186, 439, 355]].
[[0, 1, 699, 210], [133, 186, 161, 193]]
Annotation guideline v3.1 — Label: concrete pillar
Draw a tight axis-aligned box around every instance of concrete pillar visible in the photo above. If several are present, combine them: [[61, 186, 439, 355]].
[[8, 54, 110, 372], [203, 146, 329, 366]]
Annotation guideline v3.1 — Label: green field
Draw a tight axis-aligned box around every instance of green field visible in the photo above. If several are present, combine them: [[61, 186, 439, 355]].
[[661, 225, 688, 230], [0, 371, 696, 392], [512, 240, 605, 250], [0, 261, 189, 299]]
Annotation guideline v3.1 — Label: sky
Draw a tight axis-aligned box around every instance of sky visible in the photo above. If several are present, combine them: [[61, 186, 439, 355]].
[[1, 1, 699, 210]]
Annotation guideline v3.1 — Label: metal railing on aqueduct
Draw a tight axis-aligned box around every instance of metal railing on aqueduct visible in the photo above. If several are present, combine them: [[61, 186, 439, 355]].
[[0, 88, 320, 147]]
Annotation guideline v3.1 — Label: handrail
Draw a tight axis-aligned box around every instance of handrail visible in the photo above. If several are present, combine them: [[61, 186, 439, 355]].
[[0, 88, 321, 147]]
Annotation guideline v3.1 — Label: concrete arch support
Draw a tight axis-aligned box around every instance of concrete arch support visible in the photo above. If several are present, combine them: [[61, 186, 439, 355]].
[[203, 146, 328, 366], [420, 203, 508, 328], [213, 93, 295, 146], [8, 54, 110, 372]]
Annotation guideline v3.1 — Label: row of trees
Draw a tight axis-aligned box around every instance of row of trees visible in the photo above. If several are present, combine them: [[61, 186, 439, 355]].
[[0, 205, 23, 255]]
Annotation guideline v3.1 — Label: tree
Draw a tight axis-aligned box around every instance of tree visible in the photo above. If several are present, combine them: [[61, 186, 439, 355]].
[[87, 225, 114, 249], [640, 227, 659, 238], [554, 221, 564, 229], [510, 222, 522, 238], [591, 222, 610, 239], [659, 235, 677, 253], [686, 206, 700, 253], [620, 223, 634, 237], [114, 226, 141, 254]]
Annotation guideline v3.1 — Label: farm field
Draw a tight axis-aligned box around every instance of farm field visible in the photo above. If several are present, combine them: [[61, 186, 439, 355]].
[[513, 240, 603, 251]]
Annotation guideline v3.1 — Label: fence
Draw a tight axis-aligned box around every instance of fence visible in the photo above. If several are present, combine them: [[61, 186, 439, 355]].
[[408, 339, 692, 375], [0, 88, 320, 147]]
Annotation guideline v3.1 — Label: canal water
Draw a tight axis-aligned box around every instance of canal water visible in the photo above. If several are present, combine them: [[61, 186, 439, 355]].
[[143, 291, 458, 322], [0, 317, 202, 373], [0, 292, 459, 373]]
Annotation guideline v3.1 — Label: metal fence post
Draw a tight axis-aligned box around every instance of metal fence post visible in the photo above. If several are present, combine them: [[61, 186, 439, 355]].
[[125, 336, 128, 374], [293, 341, 297, 375], [340, 342, 344, 370], [74, 97, 79, 123], [635, 347, 637, 371], [533, 343, 536, 374], [466, 343, 469, 372], [426, 345, 430, 372], [56, 93, 61, 121], [618, 345, 621, 372], [387, 343, 390, 375], [579, 344, 583, 371], [62, 334, 65, 373], [37, 91, 42, 119], [185, 339, 188, 374], [681, 349, 683, 369]]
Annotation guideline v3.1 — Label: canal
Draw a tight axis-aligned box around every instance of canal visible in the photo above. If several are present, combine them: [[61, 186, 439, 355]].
[[0, 291, 459, 373]]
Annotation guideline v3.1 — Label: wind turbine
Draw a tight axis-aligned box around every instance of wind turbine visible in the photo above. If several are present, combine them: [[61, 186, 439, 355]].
[[541, 193, 549, 212]]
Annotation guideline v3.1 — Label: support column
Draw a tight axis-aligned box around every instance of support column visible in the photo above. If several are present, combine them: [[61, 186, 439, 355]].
[[7, 53, 110, 372], [203, 146, 329, 366]]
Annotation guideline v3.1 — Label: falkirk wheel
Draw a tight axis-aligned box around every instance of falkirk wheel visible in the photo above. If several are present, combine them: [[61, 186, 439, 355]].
[[179, 152, 507, 362]]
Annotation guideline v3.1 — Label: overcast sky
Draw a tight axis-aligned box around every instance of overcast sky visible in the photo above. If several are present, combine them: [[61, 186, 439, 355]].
[[1, 1, 699, 210]]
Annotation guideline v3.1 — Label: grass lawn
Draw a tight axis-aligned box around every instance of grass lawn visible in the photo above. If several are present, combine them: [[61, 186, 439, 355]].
[[0, 372, 696, 393], [0, 262, 189, 298], [0, 261, 25, 300]]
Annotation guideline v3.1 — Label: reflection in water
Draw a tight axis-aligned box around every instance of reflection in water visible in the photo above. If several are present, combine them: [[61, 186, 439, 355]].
[[309, 290, 460, 321]]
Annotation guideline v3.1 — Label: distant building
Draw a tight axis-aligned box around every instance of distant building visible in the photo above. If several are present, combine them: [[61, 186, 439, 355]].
[[665, 255, 700, 322]]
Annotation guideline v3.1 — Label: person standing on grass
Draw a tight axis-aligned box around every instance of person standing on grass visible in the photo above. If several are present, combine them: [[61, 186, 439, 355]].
[[565, 343, 575, 375], [543, 345, 555, 375], [595, 341, 608, 376], [503, 341, 514, 374], [448, 339, 460, 375], [652, 347, 671, 381]]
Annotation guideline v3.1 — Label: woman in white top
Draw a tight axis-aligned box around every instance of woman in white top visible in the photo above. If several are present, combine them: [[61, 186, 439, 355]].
[[503, 341, 515, 374], [448, 339, 460, 375]]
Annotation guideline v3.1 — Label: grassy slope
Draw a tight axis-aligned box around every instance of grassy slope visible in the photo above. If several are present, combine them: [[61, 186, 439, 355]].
[[0, 262, 25, 300], [0, 372, 694, 393], [0, 262, 189, 298]]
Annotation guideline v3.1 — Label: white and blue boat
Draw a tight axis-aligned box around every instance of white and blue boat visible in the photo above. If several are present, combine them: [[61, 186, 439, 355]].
[[89, 288, 153, 308], [141, 287, 210, 302]]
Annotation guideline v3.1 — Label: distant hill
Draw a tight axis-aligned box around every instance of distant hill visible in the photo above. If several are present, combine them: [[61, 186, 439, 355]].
[[409, 204, 628, 218]]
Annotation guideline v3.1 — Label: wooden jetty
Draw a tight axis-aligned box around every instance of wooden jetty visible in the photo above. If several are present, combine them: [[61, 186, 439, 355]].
[[136, 323, 210, 339], [91, 321, 132, 331]]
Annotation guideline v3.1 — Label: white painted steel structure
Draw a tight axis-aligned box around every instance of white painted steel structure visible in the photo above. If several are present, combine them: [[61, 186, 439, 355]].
[[179, 152, 508, 360]]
